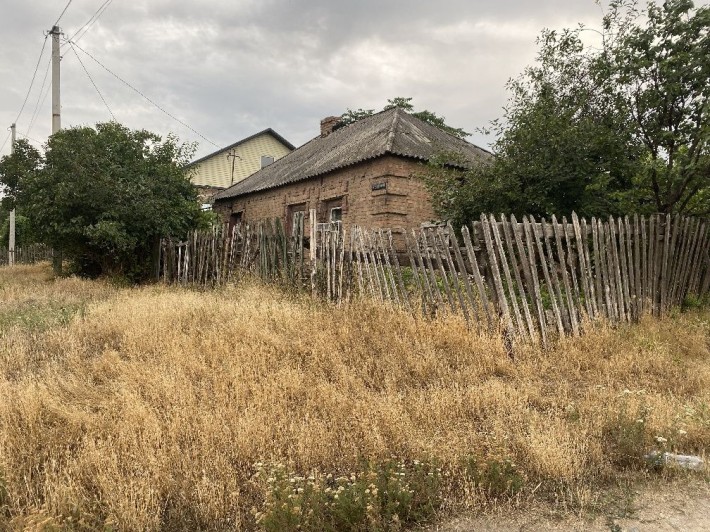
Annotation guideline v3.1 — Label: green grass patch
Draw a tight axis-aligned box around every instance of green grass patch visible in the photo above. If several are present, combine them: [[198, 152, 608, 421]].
[[0, 301, 85, 334]]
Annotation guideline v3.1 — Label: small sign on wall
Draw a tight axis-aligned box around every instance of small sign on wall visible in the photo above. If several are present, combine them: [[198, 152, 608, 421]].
[[371, 182, 387, 191]]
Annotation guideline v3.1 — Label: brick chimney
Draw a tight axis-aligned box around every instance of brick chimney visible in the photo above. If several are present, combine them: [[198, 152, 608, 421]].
[[320, 116, 341, 137]]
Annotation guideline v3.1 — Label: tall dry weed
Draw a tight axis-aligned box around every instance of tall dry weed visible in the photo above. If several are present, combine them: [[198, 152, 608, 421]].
[[0, 264, 708, 530]]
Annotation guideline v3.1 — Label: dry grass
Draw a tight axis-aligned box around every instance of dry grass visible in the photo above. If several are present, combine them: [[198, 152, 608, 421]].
[[0, 263, 708, 530]]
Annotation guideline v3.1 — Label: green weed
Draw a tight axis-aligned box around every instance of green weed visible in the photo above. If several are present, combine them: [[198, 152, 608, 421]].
[[254, 460, 441, 531]]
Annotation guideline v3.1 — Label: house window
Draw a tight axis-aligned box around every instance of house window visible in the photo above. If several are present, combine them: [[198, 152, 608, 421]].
[[261, 155, 275, 169], [330, 207, 343, 222], [320, 197, 345, 223]]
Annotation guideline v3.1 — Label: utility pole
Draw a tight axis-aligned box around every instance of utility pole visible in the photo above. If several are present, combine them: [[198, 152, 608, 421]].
[[8, 123, 16, 267], [227, 149, 241, 185], [50, 25, 62, 274], [51, 26, 61, 133]]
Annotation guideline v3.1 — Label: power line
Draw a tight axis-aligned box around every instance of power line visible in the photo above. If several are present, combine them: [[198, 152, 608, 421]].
[[26, 72, 55, 138], [17, 132, 44, 146], [26, 54, 52, 136], [0, 131, 10, 156], [53, 0, 73, 28], [70, 41, 219, 148], [13, 35, 49, 125], [73, 0, 113, 44], [63, 0, 113, 48], [70, 43, 116, 122]]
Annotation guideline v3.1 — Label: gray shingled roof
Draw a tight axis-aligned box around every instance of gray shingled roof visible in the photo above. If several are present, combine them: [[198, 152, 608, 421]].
[[214, 107, 491, 201]]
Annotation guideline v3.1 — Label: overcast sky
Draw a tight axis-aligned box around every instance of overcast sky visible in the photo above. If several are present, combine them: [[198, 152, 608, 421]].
[[1, 1, 705, 160]]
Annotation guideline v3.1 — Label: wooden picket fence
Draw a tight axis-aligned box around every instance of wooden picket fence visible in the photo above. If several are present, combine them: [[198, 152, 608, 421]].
[[0, 244, 53, 266], [160, 212, 710, 345]]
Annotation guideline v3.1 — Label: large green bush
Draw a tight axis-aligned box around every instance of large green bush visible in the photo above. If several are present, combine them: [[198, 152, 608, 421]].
[[0, 123, 207, 281]]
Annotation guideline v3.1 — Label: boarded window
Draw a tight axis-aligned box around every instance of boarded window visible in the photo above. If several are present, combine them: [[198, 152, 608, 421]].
[[286, 202, 307, 234], [229, 211, 243, 232]]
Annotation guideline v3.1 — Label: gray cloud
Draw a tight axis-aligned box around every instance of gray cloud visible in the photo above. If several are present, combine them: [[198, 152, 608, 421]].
[[2, 0, 705, 159]]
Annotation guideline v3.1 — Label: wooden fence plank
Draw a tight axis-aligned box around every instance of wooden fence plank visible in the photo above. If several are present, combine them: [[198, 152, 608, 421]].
[[541, 218, 570, 333], [660, 214, 672, 313], [430, 228, 457, 314], [617, 217, 632, 321], [594, 218, 611, 319], [572, 213, 595, 319], [377, 229, 399, 306], [448, 223, 481, 327], [669, 217, 690, 307], [421, 228, 446, 310], [552, 215, 579, 335], [632, 215, 642, 317], [563, 216, 584, 321], [500, 215, 536, 342], [590, 217, 605, 318], [490, 214, 525, 339], [688, 222, 708, 296], [462, 225, 494, 330], [649, 215, 659, 315], [608, 217, 625, 321], [530, 216, 564, 336], [513, 215, 547, 346], [681, 218, 702, 304], [410, 229, 435, 312], [438, 226, 470, 323], [481, 214, 514, 334]]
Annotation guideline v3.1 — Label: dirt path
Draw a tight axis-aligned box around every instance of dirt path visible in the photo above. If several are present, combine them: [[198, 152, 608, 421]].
[[430, 480, 710, 531]]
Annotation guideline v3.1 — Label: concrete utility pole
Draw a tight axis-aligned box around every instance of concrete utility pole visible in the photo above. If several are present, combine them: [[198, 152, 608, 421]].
[[50, 25, 62, 274], [8, 123, 16, 266], [50, 26, 61, 133]]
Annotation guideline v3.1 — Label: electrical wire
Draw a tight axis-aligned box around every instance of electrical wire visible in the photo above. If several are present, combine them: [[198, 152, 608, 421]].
[[70, 41, 219, 148], [63, 0, 113, 47], [13, 35, 49, 125], [70, 43, 116, 122], [0, 131, 11, 156], [26, 73, 55, 138], [17, 132, 44, 146], [73, 0, 113, 44], [53, 0, 73, 28], [25, 54, 52, 136]]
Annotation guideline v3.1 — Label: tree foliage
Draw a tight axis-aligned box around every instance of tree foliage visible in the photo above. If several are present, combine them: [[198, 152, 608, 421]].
[[426, 0, 709, 224], [338, 97, 470, 138], [0, 140, 43, 248], [0, 123, 206, 280]]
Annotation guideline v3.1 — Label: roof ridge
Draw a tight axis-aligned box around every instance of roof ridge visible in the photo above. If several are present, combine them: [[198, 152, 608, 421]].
[[384, 107, 400, 152]]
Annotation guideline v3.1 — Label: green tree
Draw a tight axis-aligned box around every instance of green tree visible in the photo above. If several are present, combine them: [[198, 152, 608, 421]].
[[338, 97, 470, 139], [0, 123, 206, 280], [427, 0, 709, 223], [0, 139, 43, 247], [606, 0, 710, 214]]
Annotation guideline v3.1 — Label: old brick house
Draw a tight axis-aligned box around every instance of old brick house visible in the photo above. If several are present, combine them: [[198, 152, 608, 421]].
[[212, 107, 490, 233]]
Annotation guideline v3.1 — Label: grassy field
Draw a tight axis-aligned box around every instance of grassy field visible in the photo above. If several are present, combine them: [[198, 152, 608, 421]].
[[0, 263, 708, 530]]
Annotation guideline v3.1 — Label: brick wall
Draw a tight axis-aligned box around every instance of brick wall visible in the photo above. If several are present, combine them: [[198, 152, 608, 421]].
[[213, 155, 438, 235]]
